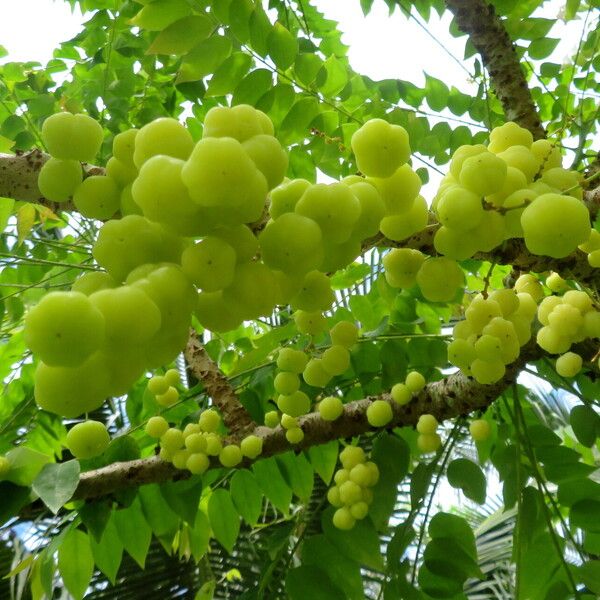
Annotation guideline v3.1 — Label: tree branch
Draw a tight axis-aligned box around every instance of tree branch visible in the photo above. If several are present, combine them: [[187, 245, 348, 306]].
[[184, 330, 256, 436], [72, 342, 536, 501], [444, 0, 545, 139]]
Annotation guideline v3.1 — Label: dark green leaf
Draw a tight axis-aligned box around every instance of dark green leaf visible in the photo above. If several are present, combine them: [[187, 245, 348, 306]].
[[189, 510, 211, 563], [112, 499, 152, 568], [578, 561, 600, 594], [447, 458, 487, 504], [570, 499, 600, 533], [570, 405, 600, 448], [159, 475, 203, 525], [177, 36, 232, 83], [79, 500, 112, 543], [285, 565, 345, 600], [138, 483, 180, 538], [410, 461, 434, 509], [89, 517, 123, 585]]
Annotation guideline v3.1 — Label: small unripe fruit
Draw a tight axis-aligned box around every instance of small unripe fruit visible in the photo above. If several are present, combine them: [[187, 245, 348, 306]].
[[185, 433, 208, 453], [339, 480, 362, 505], [161, 428, 184, 453], [285, 427, 304, 444], [145, 416, 169, 438], [327, 485, 342, 507], [318, 396, 344, 421], [66, 420, 110, 459], [391, 383, 411, 405], [350, 501, 369, 520], [469, 419, 491, 442], [416, 414, 438, 435], [339, 446, 365, 470], [264, 410, 280, 428], [205, 433, 222, 456], [219, 445, 243, 468], [240, 435, 263, 459], [417, 433, 442, 453], [199, 409, 221, 433], [555, 352, 583, 378], [367, 400, 393, 427], [156, 386, 179, 407], [333, 507, 355, 530], [186, 453, 209, 474], [405, 371, 426, 393]]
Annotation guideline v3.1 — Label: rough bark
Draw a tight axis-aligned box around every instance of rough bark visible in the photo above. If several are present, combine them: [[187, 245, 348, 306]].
[[184, 331, 256, 436], [445, 0, 545, 139]]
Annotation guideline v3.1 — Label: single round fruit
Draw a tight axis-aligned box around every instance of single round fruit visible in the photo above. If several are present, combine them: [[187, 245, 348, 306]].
[[240, 435, 263, 459], [185, 433, 208, 453], [469, 419, 491, 442], [339, 446, 365, 470], [187, 453, 209, 474], [417, 433, 442, 453], [156, 386, 179, 407], [350, 501, 369, 520], [264, 411, 280, 428], [145, 416, 169, 438], [160, 428, 184, 453], [285, 427, 304, 444], [391, 383, 411, 405], [405, 371, 426, 393], [42, 112, 103, 161], [555, 352, 583, 378], [148, 375, 169, 395], [66, 420, 110, 459], [332, 507, 356, 530], [339, 480, 362, 505], [366, 400, 393, 427], [318, 396, 344, 421], [416, 414, 438, 435], [219, 445, 243, 468], [199, 409, 221, 433], [327, 486, 343, 507], [329, 321, 359, 348]]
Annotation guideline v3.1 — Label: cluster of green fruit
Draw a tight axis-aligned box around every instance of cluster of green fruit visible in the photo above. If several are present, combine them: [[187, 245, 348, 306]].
[[432, 121, 591, 261], [146, 369, 182, 407], [265, 321, 359, 443], [537, 289, 600, 376], [145, 408, 263, 474], [25, 260, 196, 418], [383, 250, 465, 303], [327, 445, 379, 530], [447, 277, 538, 384]]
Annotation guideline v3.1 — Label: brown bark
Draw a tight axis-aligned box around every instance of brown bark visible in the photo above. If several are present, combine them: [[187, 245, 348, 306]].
[[445, 0, 545, 139], [184, 330, 256, 436]]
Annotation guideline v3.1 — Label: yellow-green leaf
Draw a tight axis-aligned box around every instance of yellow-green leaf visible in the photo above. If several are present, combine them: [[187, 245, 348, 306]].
[[177, 36, 232, 83], [16, 202, 35, 245], [147, 15, 213, 55], [130, 0, 192, 32]]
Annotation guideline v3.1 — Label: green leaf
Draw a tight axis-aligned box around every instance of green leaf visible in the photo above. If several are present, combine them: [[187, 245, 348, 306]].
[[285, 565, 345, 600], [418, 563, 464, 599], [280, 96, 321, 145], [189, 510, 211, 563], [0, 482, 31, 523], [159, 476, 203, 525], [528, 38, 560, 59], [147, 15, 213, 55], [429, 512, 478, 560], [277, 451, 314, 502], [249, 6, 272, 56], [138, 483, 180, 538], [229, 0, 254, 43], [307, 440, 339, 485], [208, 489, 240, 554], [5, 446, 51, 486], [294, 53, 324, 86], [130, 0, 192, 31], [425, 74, 449, 111], [446, 458, 487, 504], [316, 55, 348, 97], [268, 22, 299, 69], [195, 580, 216, 600], [79, 500, 112, 543], [112, 499, 152, 568], [230, 469, 263, 526], [177, 36, 232, 83], [370, 433, 410, 530], [423, 537, 483, 580], [89, 517, 123, 585], [57, 529, 94, 600], [321, 508, 384, 571], [0, 198, 15, 232], [571, 499, 600, 533], [570, 405, 600, 448], [578, 561, 600, 594], [233, 69, 273, 106], [252, 456, 293, 514], [301, 535, 365, 600], [32, 460, 80, 514], [410, 461, 434, 509], [206, 52, 253, 97]]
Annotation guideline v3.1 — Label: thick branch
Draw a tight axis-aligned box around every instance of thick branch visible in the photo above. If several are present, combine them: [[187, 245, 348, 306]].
[[184, 330, 255, 436], [445, 0, 545, 139], [72, 345, 533, 501]]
